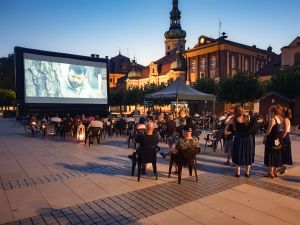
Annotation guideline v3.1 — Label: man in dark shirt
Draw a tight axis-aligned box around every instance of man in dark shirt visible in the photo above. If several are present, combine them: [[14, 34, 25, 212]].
[[166, 114, 176, 138], [166, 114, 177, 149], [175, 117, 185, 140]]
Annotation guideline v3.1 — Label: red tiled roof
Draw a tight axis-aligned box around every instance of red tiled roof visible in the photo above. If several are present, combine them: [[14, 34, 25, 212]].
[[141, 67, 150, 78], [155, 53, 177, 65], [159, 62, 172, 75]]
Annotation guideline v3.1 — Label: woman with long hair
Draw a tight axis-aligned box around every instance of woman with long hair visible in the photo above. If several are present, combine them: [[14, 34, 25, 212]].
[[263, 106, 283, 178], [232, 105, 254, 177], [279, 108, 293, 174]]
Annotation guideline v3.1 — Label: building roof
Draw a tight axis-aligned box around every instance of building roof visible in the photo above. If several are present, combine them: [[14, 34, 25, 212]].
[[259, 91, 293, 102], [110, 53, 145, 74], [256, 54, 281, 77], [281, 36, 300, 49], [187, 35, 273, 55], [155, 53, 177, 65]]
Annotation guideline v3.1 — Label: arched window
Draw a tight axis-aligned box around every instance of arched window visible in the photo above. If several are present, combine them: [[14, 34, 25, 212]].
[[295, 52, 300, 65]]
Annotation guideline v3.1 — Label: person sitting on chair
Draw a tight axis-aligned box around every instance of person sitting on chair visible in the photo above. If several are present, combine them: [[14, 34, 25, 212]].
[[87, 115, 103, 130], [171, 124, 200, 174], [87, 115, 103, 144], [129, 122, 159, 174]]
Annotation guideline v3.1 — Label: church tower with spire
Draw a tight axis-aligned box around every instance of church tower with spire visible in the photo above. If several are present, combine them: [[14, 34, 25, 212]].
[[164, 0, 186, 56]]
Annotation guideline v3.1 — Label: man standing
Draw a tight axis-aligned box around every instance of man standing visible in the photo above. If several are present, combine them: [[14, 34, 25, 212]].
[[61, 64, 95, 98]]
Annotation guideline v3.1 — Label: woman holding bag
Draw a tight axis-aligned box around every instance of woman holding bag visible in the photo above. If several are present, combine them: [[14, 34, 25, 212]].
[[263, 106, 283, 178], [279, 108, 293, 174]]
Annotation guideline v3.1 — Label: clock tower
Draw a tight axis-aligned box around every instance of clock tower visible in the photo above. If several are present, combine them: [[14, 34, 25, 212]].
[[164, 0, 186, 56]]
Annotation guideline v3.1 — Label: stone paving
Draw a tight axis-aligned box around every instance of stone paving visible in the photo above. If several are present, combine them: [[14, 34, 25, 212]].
[[0, 118, 300, 225]]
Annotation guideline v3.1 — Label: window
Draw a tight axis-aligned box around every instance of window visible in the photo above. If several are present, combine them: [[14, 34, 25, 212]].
[[152, 68, 155, 73], [121, 62, 127, 71], [210, 55, 216, 70], [191, 58, 196, 73], [200, 58, 206, 72], [245, 58, 249, 71], [256, 61, 260, 71], [231, 55, 236, 69], [295, 52, 300, 65]]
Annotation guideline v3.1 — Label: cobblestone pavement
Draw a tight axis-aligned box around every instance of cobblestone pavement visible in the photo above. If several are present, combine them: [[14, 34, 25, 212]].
[[1, 118, 300, 225]]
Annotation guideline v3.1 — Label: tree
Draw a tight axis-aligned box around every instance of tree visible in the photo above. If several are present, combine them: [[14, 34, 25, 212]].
[[218, 73, 262, 104], [125, 87, 143, 105], [0, 89, 16, 109], [0, 55, 15, 90], [270, 66, 300, 99], [193, 78, 218, 95], [109, 89, 124, 114]]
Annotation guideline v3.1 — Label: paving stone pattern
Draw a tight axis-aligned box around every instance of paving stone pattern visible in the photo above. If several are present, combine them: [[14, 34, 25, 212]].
[[3, 172, 243, 225], [0, 164, 130, 191], [5, 167, 300, 225]]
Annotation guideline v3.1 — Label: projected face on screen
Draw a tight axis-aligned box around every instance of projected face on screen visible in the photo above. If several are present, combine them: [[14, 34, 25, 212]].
[[23, 53, 108, 104]]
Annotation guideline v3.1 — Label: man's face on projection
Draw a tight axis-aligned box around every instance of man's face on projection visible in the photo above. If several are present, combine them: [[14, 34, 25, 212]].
[[68, 69, 85, 88]]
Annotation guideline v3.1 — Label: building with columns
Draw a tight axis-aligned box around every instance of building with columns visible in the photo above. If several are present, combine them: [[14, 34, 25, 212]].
[[185, 33, 277, 84]]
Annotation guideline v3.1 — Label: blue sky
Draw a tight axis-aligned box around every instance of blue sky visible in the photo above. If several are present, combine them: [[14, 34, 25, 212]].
[[0, 0, 299, 65]]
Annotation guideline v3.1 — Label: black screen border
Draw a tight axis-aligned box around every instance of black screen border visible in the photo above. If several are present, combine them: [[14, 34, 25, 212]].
[[15, 46, 110, 117]]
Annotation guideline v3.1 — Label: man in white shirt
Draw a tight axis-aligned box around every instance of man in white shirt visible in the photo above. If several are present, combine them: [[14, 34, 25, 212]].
[[87, 115, 103, 129]]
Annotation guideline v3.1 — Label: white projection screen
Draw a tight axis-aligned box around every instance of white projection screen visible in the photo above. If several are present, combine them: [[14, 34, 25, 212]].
[[23, 53, 108, 104]]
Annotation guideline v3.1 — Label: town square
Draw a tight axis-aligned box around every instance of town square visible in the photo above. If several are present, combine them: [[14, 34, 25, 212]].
[[0, 0, 300, 224]]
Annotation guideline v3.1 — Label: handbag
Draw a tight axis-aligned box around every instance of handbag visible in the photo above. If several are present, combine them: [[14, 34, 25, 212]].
[[272, 138, 283, 150]]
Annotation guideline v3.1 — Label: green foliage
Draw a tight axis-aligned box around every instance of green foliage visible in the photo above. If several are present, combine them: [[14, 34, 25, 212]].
[[125, 87, 143, 105], [270, 67, 300, 99], [109, 89, 124, 106], [0, 55, 15, 90], [218, 73, 262, 104], [260, 80, 272, 96], [0, 89, 16, 106], [193, 78, 218, 95]]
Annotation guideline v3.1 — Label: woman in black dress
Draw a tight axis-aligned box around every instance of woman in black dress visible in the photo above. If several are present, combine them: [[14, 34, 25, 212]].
[[232, 105, 254, 177], [280, 108, 293, 174], [263, 106, 283, 178]]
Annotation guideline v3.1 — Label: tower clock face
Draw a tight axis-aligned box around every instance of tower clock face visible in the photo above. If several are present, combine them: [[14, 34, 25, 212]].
[[200, 37, 205, 44]]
